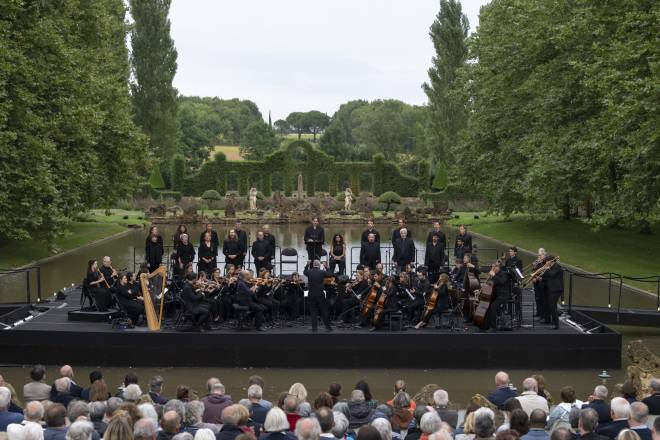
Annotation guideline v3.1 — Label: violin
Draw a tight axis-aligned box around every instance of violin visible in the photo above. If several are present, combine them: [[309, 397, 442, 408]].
[[360, 281, 380, 316]]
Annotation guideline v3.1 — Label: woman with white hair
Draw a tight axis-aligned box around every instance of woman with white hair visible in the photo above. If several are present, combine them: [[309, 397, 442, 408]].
[[194, 429, 217, 440], [122, 384, 142, 403], [261, 407, 296, 440], [289, 383, 312, 417], [371, 417, 393, 440], [420, 412, 443, 439]]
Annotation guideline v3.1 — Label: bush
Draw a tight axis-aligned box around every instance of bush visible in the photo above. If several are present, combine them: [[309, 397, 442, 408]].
[[202, 189, 222, 210], [148, 164, 166, 190], [432, 167, 448, 191], [378, 191, 401, 212], [158, 190, 182, 201]]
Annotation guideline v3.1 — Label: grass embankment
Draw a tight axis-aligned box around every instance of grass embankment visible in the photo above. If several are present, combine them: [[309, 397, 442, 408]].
[[447, 212, 660, 291], [0, 210, 147, 269]]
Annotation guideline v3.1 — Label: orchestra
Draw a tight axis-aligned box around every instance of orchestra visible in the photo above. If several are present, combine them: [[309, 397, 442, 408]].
[[85, 218, 566, 333]]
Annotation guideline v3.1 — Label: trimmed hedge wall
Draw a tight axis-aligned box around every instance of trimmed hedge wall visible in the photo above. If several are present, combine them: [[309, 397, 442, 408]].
[[184, 141, 426, 197]]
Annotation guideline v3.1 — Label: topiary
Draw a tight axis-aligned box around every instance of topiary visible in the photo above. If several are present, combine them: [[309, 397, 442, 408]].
[[201, 190, 221, 210], [148, 164, 166, 190], [378, 191, 401, 213]]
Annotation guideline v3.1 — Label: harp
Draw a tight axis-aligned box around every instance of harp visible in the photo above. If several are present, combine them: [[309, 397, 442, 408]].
[[139, 266, 167, 331]]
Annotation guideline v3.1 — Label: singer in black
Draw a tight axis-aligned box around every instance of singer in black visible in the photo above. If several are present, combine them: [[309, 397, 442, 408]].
[[303, 260, 333, 332], [251, 231, 272, 274], [234, 220, 248, 267], [487, 262, 510, 331], [199, 223, 220, 253], [540, 256, 563, 329], [222, 229, 242, 268], [145, 226, 164, 271], [426, 221, 447, 250], [361, 219, 380, 243], [176, 234, 195, 279], [303, 217, 325, 260], [360, 233, 381, 271], [455, 224, 473, 254], [391, 218, 413, 245], [424, 234, 445, 283], [392, 228, 416, 274]]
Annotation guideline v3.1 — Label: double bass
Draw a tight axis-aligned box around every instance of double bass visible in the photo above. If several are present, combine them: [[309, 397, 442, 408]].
[[473, 265, 496, 330], [372, 285, 389, 324]]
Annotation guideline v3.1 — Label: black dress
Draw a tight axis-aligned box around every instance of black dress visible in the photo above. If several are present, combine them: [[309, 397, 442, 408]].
[[86, 271, 112, 312], [176, 242, 196, 276], [116, 283, 145, 322], [197, 241, 216, 275], [329, 243, 345, 275], [223, 239, 242, 268], [145, 238, 164, 271]]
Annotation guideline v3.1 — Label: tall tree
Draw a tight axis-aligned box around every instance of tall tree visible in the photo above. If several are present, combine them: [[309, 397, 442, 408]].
[[422, 0, 469, 165], [305, 111, 330, 142], [240, 121, 279, 160], [286, 112, 308, 139], [130, 0, 179, 172]]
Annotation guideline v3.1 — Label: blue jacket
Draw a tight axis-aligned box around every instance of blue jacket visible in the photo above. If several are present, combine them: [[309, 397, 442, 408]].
[[522, 429, 550, 440], [488, 387, 518, 409], [0, 410, 23, 432]]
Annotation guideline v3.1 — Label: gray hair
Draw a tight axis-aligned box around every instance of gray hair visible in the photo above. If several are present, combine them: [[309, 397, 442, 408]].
[[67, 401, 90, 422], [123, 383, 142, 401], [568, 407, 581, 429], [193, 429, 216, 440], [65, 420, 95, 440], [185, 401, 205, 425], [420, 411, 442, 434], [332, 402, 350, 420], [474, 413, 495, 438], [172, 433, 193, 440], [629, 402, 648, 424], [474, 406, 495, 421], [313, 260, 321, 268], [331, 411, 349, 439], [138, 403, 158, 426], [164, 399, 186, 421], [0, 387, 11, 410], [55, 377, 72, 394], [371, 418, 393, 440], [25, 401, 45, 422], [650, 378, 660, 392], [429, 432, 453, 440], [248, 384, 263, 400], [87, 401, 106, 422], [594, 385, 608, 399], [522, 377, 538, 392], [579, 408, 599, 433], [264, 407, 290, 433], [106, 397, 123, 417], [134, 417, 157, 440], [211, 382, 225, 394], [350, 389, 365, 402], [610, 397, 630, 419], [433, 389, 449, 407], [295, 417, 322, 440]]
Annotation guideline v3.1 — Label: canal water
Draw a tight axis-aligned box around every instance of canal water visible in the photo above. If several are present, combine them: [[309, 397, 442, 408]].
[[0, 222, 658, 407]]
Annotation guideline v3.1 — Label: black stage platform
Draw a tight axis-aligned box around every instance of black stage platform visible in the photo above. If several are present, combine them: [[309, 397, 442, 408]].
[[0, 288, 621, 369]]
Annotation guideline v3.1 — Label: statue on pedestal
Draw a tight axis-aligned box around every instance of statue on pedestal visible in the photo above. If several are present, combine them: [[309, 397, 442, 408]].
[[249, 187, 258, 211], [344, 187, 354, 211], [297, 174, 304, 199]]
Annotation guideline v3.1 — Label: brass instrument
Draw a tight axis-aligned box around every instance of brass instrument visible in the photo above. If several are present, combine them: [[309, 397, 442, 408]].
[[522, 256, 559, 287]]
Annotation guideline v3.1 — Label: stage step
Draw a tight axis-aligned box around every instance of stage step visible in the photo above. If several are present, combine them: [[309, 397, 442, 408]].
[[67, 309, 118, 323]]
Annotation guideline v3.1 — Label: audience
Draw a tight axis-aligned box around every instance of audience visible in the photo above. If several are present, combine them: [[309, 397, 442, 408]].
[[642, 380, 659, 415], [2, 367, 659, 440]]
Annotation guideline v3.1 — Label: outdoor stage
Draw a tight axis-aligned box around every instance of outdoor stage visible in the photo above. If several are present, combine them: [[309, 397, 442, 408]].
[[0, 287, 621, 369]]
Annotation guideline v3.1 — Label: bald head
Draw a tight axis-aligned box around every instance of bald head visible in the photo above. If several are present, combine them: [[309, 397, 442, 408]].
[[162, 410, 181, 434], [25, 401, 44, 422], [60, 365, 74, 378], [495, 372, 510, 387]]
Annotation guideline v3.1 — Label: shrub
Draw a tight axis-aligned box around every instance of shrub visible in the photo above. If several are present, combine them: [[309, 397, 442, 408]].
[[148, 164, 166, 190], [378, 191, 401, 212]]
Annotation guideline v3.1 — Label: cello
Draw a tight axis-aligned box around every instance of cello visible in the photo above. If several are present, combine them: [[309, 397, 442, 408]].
[[372, 286, 388, 325], [421, 286, 439, 323], [360, 280, 380, 316], [473, 264, 496, 330]]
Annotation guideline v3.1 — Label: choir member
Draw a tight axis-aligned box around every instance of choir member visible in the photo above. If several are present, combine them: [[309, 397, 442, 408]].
[[252, 231, 272, 274], [360, 233, 381, 271], [454, 224, 473, 254], [176, 233, 195, 279], [173, 224, 188, 247], [198, 223, 220, 253], [392, 228, 416, 274], [223, 229, 242, 269], [424, 234, 445, 283], [262, 224, 276, 265], [303, 217, 325, 260], [329, 234, 346, 275], [197, 232, 217, 276], [145, 232, 164, 271], [391, 218, 412, 245], [234, 220, 248, 267], [361, 219, 380, 243]]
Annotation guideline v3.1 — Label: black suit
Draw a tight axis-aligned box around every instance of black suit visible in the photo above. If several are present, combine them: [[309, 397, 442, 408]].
[[360, 242, 381, 270], [424, 242, 445, 281], [454, 232, 473, 254], [543, 262, 564, 326], [236, 279, 265, 329], [392, 237, 416, 272], [235, 229, 248, 267], [487, 270, 510, 330], [391, 226, 412, 245], [182, 281, 210, 327], [303, 265, 332, 331], [304, 226, 325, 260], [252, 239, 272, 274], [597, 420, 629, 440], [361, 228, 380, 243], [582, 400, 612, 425], [426, 230, 447, 249]]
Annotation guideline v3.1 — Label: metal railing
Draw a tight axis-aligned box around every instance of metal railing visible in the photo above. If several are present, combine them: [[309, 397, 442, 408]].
[[0, 266, 42, 304]]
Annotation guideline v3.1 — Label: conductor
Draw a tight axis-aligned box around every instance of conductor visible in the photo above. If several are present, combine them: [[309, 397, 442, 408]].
[[303, 260, 333, 332]]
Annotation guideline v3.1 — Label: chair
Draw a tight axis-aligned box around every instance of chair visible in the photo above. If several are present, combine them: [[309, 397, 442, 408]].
[[231, 303, 252, 330], [279, 248, 298, 276], [387, 310, 404, 331], [80, 278, 97, 311], [174, 295, 195, 331]]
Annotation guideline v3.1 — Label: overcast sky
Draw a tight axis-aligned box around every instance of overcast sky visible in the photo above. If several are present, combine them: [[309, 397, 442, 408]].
[[169, 0, 490, 121]]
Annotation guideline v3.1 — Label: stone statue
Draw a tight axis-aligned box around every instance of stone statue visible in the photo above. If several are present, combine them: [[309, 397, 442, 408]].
[[344, 187, 353, 211], [225, 194, 236, 218], [249, 187, 258, 211], [297, 174, 304, 199]]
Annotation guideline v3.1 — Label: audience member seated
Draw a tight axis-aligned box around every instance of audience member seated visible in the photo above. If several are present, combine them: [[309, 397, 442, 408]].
[[652, 418, 660, 440], [583, 386, 612, 425], [134, 417, 158, 440], [390, 392, 414, 438], [80, 371, 103, 401], [201, 382, 232, 424], [627, 402, 651, 440], [331, 411, 351, 440], [149, 376, 169, 405], [348, 390, 372, 429], [217, 404, 245, 440], [88, 401, 107, 437], [509, 409, 529, 437], [499, 398, 523, 433], [489, 372, 518, 410], [386, 381, 417, 412], [315, 407, 335, 440], [517, 378, 549, 416], [185, 400, 218, 435], [0, 387, 23, 432], [284, 395, 301, 432], [261, 407, 295, 440], [522, 409, 549, 440], [474, 411, 496, 440], [547, 387, 584, 431], [578, 408, 609, 440], [597, 398, 630, 440], [289, 383, 312, 417], [246, 385, 269, 425], [433, 389, 458, 430], [421, 412, 443, 440], [54, 365, 83, 399], [356, 425, 381, 440], [371, 417, 393, 440], [295, 417, 322, 440], [406, 406, 430, 440], [43, 403, 68, 440], [66, 420, 95, 440], [23, 364, 52, 403], [641, 379, 660, 415], [158, 410, 182, 440], [355, 381, 379, 411], [239, 376, 273, 410]]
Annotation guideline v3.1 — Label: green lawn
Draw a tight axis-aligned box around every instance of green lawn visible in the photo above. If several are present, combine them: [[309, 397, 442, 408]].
[[0, 210, 147, 268], [211, 145, 242, 161], [447, 212, 660, 291]]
